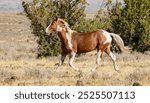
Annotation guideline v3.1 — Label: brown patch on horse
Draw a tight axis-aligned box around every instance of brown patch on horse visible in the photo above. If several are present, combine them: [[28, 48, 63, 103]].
[[71, 30, 107, 54]]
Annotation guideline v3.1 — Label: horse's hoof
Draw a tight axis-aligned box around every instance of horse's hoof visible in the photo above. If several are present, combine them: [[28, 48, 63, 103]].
[[90, 68, 96, 74], [54, 63, 59, 66], [115, 70, 120, 73], [88, 71, 98, 79], [75, 70, 83, 78], [76, 80, 84, 86], [74, 68, 80, 72], [55, 69, 60, 73]]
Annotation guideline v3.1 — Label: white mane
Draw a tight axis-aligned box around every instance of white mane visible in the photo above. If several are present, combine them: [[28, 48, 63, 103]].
[[59, 19, 75, 49], [59, 19, 75, 36]]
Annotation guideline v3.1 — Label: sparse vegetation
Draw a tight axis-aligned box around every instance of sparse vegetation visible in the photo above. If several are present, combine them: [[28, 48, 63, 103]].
[[0, 52, 150, 86]]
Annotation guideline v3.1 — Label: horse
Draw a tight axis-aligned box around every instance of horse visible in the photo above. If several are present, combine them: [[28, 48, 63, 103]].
[[45, 17, 130, 72]]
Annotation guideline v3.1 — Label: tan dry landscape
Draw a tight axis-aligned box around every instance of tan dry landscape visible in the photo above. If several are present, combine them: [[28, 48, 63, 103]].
[[0, 12, 150, 86]]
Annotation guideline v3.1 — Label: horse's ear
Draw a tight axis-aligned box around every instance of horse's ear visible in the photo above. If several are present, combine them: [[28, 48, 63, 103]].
[[55, 16, 58, 21]]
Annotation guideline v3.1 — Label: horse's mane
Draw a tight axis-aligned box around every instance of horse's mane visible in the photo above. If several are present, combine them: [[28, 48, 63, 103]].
[[58, 19, 75, 36]]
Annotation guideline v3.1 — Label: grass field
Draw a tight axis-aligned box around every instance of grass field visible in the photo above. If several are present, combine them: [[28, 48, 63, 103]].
[[0, 12, 150, 86]]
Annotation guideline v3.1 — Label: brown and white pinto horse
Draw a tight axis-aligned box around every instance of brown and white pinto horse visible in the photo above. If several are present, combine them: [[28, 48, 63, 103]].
[[46, 17, 129, 72]]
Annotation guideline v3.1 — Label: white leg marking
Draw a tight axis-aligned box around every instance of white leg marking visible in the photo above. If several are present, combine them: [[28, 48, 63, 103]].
[[109, 52, 119, 71], [102, 30, 112, 44], [109, 52, 116, 61], [69, 52, 79, 71], [91, 50, 102, 73], [96, 50, 102, 65]]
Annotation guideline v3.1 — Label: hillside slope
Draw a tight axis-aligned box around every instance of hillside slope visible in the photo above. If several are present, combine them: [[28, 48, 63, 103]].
[[0, 12, 37, 60]]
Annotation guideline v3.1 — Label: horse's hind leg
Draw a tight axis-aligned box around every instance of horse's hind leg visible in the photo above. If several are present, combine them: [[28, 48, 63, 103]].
[[105, 47, 119, 72], [91, 49, 103, 72], [96, 50, 102, 65]]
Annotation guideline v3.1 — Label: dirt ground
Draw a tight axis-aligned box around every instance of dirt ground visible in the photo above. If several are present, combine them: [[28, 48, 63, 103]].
[[0, 12, 150, 86]]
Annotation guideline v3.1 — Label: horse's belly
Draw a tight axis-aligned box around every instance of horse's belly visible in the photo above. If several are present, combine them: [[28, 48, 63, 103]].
[[75, 35, 98, 53], [77, 43, 96, 53]]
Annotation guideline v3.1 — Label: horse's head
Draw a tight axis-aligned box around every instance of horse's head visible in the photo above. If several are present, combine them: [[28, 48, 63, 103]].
[[45, 17, 66, 35]]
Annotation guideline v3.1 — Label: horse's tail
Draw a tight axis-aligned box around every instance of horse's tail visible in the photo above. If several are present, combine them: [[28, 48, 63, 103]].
[[110, 33, 131, 52]]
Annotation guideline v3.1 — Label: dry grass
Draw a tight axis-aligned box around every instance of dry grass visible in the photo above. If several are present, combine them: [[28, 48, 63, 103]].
[[0, 12, 37, 60], [0, 12, 150, 86], [0, 52, 150, 86]]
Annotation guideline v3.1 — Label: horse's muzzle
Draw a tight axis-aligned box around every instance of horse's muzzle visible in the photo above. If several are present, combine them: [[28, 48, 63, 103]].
[[45, 27, 51, 35]]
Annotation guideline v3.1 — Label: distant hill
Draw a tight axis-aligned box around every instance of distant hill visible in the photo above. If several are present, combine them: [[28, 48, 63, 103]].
[[0, 0, 32, 11], [0, 0, 101, 12], [0, 0, 124, 12]]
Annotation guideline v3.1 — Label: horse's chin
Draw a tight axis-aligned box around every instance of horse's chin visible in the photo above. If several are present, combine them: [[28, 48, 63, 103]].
[[46, 32, 51, 36], [47, 33, 50, 35]]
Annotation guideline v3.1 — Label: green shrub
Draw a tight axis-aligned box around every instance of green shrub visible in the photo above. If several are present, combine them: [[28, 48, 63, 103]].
[[109, 0, 150, 52]]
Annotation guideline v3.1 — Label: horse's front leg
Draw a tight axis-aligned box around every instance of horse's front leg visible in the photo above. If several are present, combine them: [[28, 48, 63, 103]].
[[55, 53, 67, 71], [59, 53, 67, 66], [69, 51, 79, 72]]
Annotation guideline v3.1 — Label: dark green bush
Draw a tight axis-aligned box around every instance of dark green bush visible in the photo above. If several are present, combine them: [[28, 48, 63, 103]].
[[109, 0, 150, 52]]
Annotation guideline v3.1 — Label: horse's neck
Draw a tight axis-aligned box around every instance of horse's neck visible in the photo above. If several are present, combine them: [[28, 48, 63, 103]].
[[66, 27, 75, 35], [58, 25, 74, 47], [58, 31, 68, 44]]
